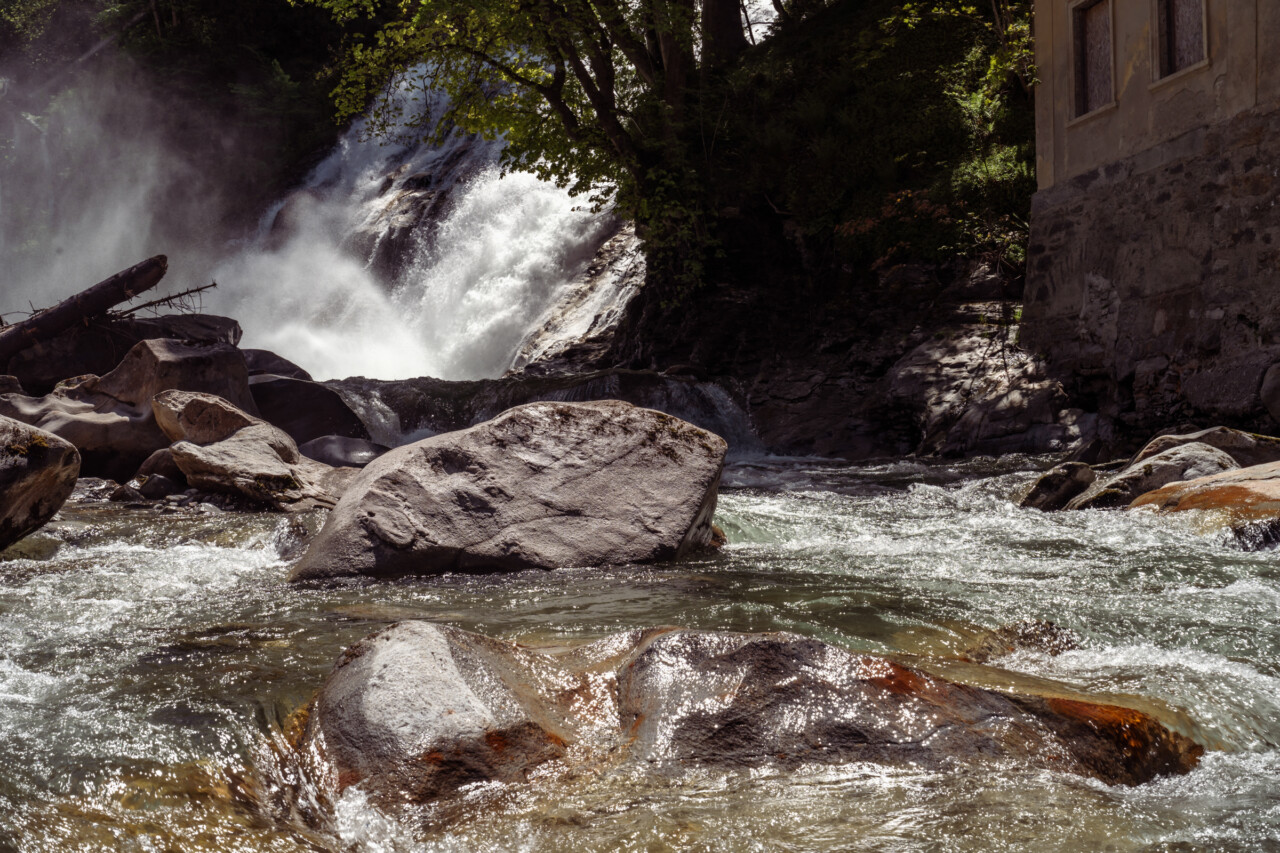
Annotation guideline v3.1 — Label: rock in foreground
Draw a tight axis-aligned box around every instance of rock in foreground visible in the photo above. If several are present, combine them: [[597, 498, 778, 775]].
[[296, 622, 1203, 812], [0, 416, 80, 551], [288, 401, 727, 581]]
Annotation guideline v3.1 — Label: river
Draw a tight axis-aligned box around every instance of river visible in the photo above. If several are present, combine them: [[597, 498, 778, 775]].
[[0, 456, 1275, 851]]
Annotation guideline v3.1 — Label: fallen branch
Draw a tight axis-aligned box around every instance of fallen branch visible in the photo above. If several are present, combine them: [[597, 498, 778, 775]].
[[113, 281, 217, 318], [0, 255, 168, 367]]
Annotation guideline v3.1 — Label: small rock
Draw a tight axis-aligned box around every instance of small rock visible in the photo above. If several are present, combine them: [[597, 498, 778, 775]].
[[1019, 462, 1096, 511], [109, 483, 146, 503], [137, 474, 184, 500]]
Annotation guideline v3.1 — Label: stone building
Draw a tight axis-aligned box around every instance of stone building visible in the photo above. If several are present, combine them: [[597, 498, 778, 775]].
[[1022, 0, 1280, 435]]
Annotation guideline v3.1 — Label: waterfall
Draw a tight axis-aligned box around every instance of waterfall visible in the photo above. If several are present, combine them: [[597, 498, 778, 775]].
[[0, 68, 641, 384], [209, 87, 630, 382]]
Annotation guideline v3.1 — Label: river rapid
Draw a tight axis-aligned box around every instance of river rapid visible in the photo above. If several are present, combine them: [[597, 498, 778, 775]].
[[0, 457, 1276, 852]]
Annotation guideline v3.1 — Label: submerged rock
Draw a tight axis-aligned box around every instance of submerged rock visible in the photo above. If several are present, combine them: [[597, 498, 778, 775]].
[[296, 622, 1202, 813], [154, 391, 348, 512], [1066, 442, 1238, 510], [960, 620, 1081, 663], [1019, 462, 1096, 511], [0, 416, 79, 551], [288, 400, 727, 581], [298, 435, 389, 468]]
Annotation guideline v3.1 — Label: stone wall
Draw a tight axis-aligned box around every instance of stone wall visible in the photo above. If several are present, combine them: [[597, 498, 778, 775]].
[[1022, 102, 1280, 437]]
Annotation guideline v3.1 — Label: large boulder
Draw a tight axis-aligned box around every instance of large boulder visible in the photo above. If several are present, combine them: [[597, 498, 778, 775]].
[[0, 339, 256, 480], [249, 375, 369, 445], [153, 391, 348, 511], [1130, 461, 1280, 547], [288, 401, 727, 581], [1129, 426, 1280, 469], [0, 417, 80, 550], [5, 313, 242, 396], [295, 622, 1203, 812], [1066, 442, 1239, 510]]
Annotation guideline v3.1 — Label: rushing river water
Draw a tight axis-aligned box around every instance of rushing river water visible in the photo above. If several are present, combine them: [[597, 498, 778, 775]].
[[0, 457, 1277, 852]]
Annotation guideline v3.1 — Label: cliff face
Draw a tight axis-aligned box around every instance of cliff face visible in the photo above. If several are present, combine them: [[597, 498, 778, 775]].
[[1022, 103, 1280, 440]]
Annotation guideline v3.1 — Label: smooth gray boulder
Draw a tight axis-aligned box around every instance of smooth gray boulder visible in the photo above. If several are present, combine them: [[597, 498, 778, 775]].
[[1019, 461, 1096, 511], [1129, 426, 1280, 469], [0, 339, 255, 480], [288, 400, 728, 581], [1067, 442, 1239, 510], [0, 416, 80, 550], [153, 391, 349, 511], [295, 622, 1202, 812]]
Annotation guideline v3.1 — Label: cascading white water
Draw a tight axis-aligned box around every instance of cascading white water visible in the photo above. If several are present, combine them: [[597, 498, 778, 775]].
[[209, 84, 625, 382], [2, 67, 638, 384]]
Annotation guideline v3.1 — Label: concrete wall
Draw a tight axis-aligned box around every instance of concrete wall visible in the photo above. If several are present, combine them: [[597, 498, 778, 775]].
[[1034, 0, 1278, 190]]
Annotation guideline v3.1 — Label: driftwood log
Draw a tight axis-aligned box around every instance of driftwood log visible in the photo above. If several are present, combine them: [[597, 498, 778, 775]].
[[0, 255, 168, 368]]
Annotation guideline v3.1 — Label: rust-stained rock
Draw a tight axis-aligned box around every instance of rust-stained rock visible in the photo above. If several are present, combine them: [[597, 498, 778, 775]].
[[1130, 460, 1280, 548], [296, 623, 1203, 814], [1067, 442, 1238, 510]]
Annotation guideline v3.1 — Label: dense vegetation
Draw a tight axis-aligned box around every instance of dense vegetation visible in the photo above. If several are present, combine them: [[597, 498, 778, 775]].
[[300, 0, 1034, 300]]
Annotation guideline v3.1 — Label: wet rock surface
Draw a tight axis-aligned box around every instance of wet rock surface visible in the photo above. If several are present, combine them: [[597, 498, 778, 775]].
[[0, 416, 80, 551], [1130, 460, 1280, 548], [289, 401, 727, 581], [1019, 461, 1097, 511], [298, 436, 389, 468], [1066, 442, 1239, 510], [296, 622, 1203, 813]]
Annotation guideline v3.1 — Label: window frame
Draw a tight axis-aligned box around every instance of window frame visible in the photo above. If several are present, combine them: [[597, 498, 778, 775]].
[[1150, 0, 1210, 86], [1068, 0, 1117, 121]]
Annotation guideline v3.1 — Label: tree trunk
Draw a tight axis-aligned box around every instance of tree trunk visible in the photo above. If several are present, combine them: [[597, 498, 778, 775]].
[[0, 255, 168, 368], [701, 0, 748, 68]]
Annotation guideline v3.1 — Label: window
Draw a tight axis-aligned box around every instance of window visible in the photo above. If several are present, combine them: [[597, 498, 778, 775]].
[[1073, 0, 1113, 117], [1157, 0, 1206, 78]]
